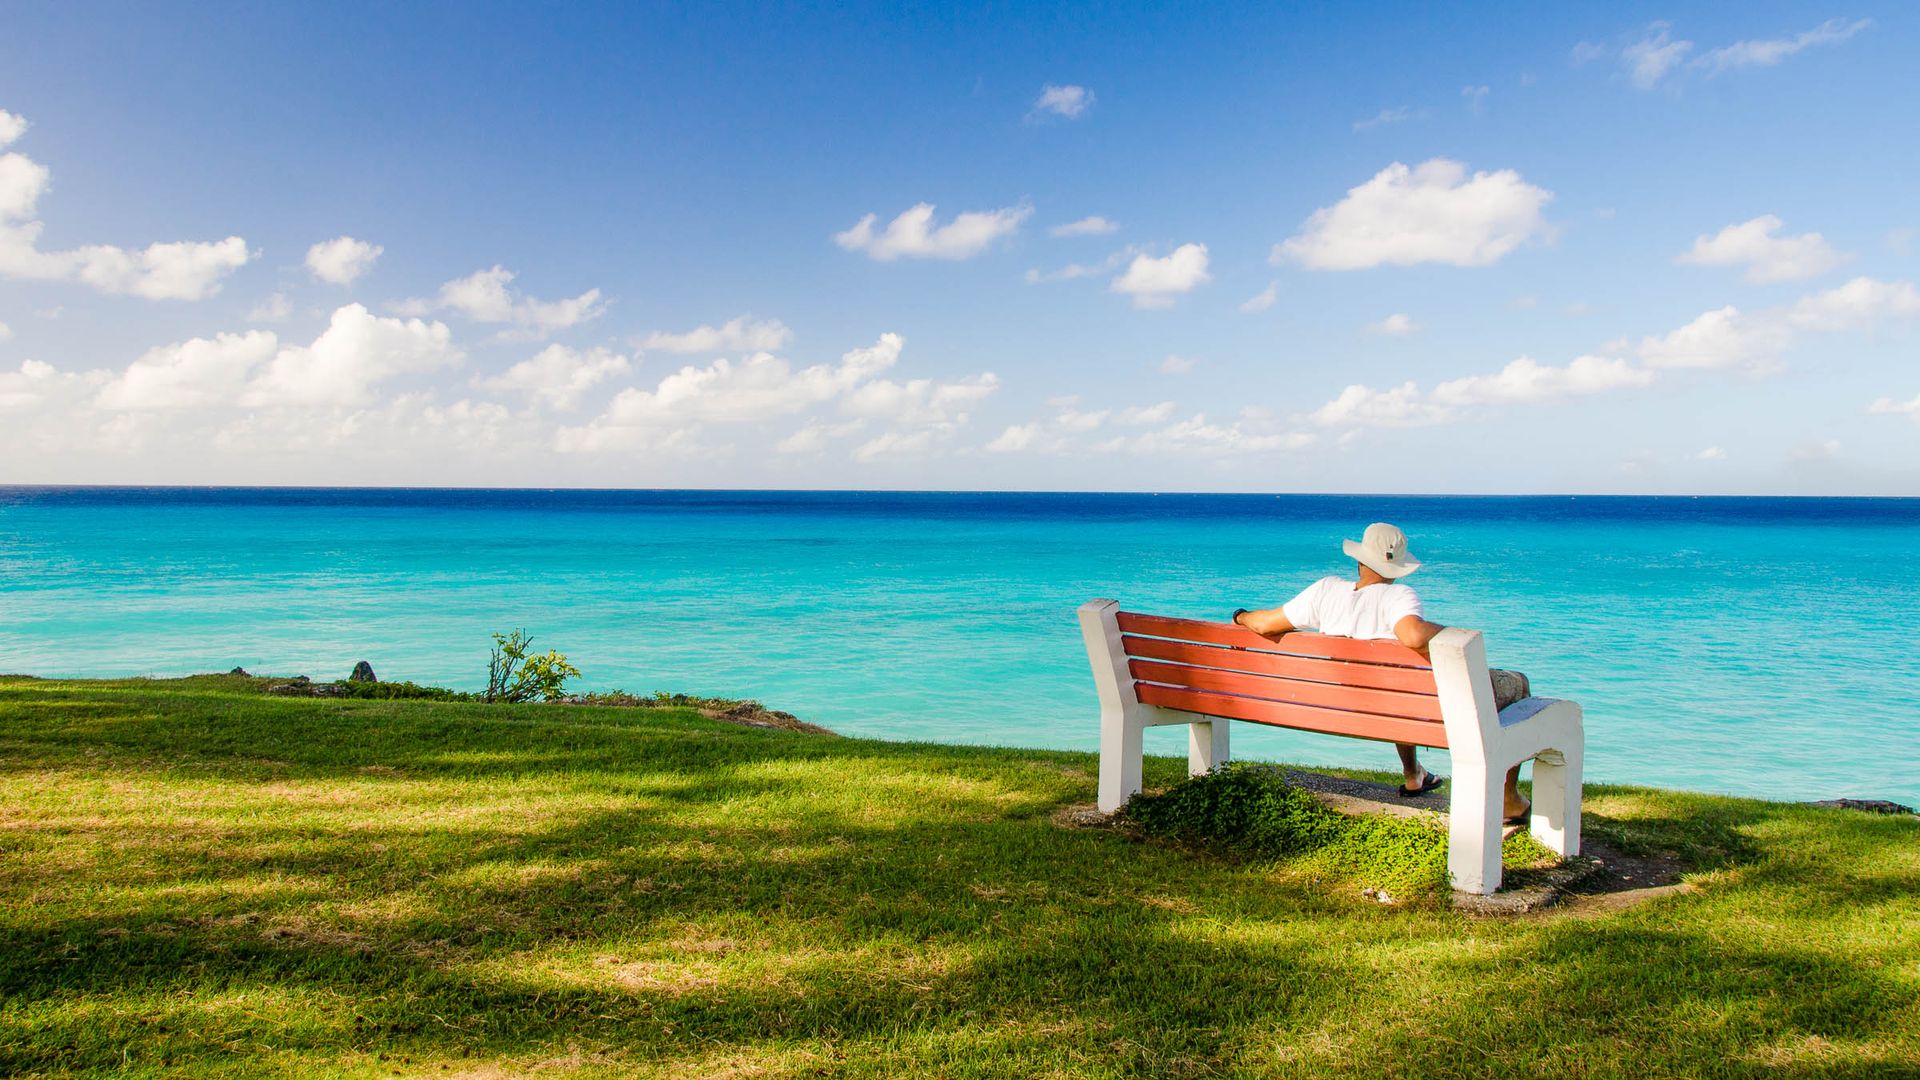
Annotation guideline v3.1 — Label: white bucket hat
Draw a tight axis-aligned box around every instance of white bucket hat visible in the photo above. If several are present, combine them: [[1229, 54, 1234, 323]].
[[1343, 522, 1421, 579]]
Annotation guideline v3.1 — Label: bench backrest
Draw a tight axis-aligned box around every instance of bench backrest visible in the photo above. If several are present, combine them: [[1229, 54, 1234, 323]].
[[1114, 610, 1451, 748]]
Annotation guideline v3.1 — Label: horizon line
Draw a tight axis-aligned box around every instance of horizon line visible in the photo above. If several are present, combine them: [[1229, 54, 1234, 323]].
[[1, 483, 1915, 501]]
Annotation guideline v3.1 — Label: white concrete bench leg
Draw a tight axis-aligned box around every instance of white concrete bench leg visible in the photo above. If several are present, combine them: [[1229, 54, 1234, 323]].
[[1447, 762, 1507, 896], [1189, 718, 1229, 777], [1098, 701, 1144, 815], [1529, 743, 1583, 858], [1083, 599, 1144, 814]]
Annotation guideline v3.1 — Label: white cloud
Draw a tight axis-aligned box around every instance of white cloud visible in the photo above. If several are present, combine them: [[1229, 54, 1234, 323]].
[[1110, 243, 1210, 308], [1027, 245, 1137, 284], [1239, 281, 1279, 313], [0, 111, 253, 300], [1621, 23, 1693, 89], [1592, 19, 1872, 91], [834, 203, 1031, 261], [1781, 276, 1920, 330], [1159, 354, 1196, 375], [1696, 446, 1728, 460], [1031, 84, 1095, 120], [1366, 313, 1421, 336], [1638, 278, 1920, 372], [1096, 414, 1314, 456], [558, 333, 971, 452], [1316, 276, 1920, 431], [1353, 107, 1417, 132], [1636, 305, 1786, 371], [1887, 228, 1916, 256], [400, 266, 604, 335], [1462, 85, 1490, 114], [1049, 216, 1118, 238], [1311, 383, 1456, 428], [985, 423, 1041, 453], [1312, 353, 1652, 428], [637, 316, 793, 354], [249, 290, 293, 319], [1676, 215, 1846, 283], [776, 420, 864, 455], [851, 428, 950, 462], [248, 292, 292, 323], [1118, 401, 1177, 425], [1791, 439, 1841, 463], [211, 394, 528, 460], [1570, 41, 1610, 65], [97, 331, 278, 410], [305, 236, 383, 285], [841, 372, 999, 425], [1868, 394, 1920, 421], [242, 303, 462, 407], [1431, 355, 1653, 405], [982, 399, 1178, 455], [1275, 159, 1552, 270], [1694, 18, 1873, 75], [476, 344, 631, 410], [1, 358, 107, 412], [0, 149, 47, 219], [0, 319, 10, 341]]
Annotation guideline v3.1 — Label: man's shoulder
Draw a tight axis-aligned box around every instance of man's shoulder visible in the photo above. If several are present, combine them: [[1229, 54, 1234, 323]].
[[1301, 576, 1346, 599], [1382, 582, 1423, 609]]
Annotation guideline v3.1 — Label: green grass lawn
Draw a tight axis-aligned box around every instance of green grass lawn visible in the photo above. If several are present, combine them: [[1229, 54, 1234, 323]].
[[2, 676, 1916, 1078]]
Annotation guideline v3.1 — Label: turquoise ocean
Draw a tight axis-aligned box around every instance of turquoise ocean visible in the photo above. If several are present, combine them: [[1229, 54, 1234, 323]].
[[2, 487, 1914, 806]]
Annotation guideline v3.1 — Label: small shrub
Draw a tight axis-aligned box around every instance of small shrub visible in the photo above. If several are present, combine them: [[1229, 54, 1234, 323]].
[[1123, 764, 1349, 857], [328, 679, 474, 702], [1123, 764, 1461, 898], [485, 630, 581, 703]]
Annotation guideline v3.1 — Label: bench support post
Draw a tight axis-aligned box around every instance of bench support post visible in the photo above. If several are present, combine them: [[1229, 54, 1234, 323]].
[[1447, 762, 1506, 896], [1527, 738, 1583, 858], [1188, 718, 1229, 778], [1080, 599, 1146, 814]]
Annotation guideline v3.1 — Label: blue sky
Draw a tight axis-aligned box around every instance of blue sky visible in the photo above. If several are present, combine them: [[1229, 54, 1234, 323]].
[[1, 2, 1916, 492]]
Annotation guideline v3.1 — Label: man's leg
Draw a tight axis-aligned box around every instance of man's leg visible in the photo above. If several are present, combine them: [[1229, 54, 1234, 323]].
[[1395, 743, 1430, 791], [1504, 764, 1527, 820], [1490, 669, 1532, 820]]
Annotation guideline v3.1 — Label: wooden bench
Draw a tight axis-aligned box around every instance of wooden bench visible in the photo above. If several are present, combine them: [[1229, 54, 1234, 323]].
[[1078, 599, 1583, 894]]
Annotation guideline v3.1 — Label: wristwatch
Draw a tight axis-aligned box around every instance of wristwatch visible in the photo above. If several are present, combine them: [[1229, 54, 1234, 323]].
[[1231, 607, 1249, 624]]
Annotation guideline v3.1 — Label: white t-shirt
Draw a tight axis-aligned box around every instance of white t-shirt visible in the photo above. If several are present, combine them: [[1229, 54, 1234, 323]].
[[1280, 576, 1423, 641]]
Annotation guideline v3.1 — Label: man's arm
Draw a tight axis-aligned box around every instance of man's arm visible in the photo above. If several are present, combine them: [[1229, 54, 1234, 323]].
[[1393, 614, 1447, 657], [1232, 607, 1295, 636]]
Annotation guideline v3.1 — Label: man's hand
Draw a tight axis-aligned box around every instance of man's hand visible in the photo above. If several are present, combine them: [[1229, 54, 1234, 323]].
[[1232, 607, 1295, 637]]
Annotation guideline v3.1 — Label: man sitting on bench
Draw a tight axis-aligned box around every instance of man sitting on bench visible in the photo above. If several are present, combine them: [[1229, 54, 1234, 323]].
[[1230, 522, 1534, 823]]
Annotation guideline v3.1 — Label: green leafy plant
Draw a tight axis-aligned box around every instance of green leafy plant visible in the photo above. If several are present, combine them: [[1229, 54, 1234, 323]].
[[1124, 764, 1462, 897], [327, 679, 474, 702], [1123, 762, 1348, 857], [484, 629, 581, 703]]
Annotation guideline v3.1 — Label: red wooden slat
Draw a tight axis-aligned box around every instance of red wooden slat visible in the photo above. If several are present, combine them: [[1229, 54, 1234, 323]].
[[1136, 684, 1449, 748], [1128, 659, 1444, 721], [1121, 635, 1439, 696], [1115, 612, 1430, 668]]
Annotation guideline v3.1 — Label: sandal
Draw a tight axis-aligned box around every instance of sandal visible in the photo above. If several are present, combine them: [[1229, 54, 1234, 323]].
[[1399, 772, 1444, 796]]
